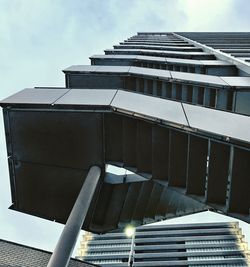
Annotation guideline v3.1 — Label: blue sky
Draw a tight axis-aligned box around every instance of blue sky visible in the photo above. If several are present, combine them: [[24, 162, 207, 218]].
[[0, 0, 249, 257]]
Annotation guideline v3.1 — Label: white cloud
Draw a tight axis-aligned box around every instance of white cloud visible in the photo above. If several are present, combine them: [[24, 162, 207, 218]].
[[0, 0, 249, 257]]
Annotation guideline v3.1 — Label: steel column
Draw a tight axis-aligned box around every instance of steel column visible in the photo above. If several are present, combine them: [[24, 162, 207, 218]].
[[47, 165, 101, 267]]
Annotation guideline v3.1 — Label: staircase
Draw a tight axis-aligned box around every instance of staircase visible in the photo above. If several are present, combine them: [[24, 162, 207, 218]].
[[1, 32, 250, 234]]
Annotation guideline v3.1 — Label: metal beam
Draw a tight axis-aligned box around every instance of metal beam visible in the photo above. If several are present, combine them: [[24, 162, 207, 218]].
[[47, 165, 101, 267]]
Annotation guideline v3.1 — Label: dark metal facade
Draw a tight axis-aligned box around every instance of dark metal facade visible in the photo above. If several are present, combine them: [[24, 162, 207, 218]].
[[0, 33, 250, 234], [77, 222, 250, 267]]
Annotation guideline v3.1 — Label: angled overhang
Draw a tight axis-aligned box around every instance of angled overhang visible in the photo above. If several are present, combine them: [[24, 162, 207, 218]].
[[1, 88, 250, 233]]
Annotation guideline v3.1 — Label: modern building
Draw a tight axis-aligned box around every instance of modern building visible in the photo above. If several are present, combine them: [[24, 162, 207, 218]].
[[77, 221, 250, 267], [0, 32, 250, 266]]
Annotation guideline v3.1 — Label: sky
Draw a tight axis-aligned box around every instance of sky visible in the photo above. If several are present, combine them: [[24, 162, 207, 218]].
[[0, 0, 249, 258]]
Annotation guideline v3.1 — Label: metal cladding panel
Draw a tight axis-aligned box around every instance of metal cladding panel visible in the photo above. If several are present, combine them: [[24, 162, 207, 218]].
[[13, 161, 88, 224], [137, 55, 166, 62], [90, 54, 115, 59], [201, 60, 233, 66], [63, 65, 101, 72], [108, 49, 211, 56], [0, 88, 69, 105], [67, 74, 123, 89], [235, 91, 250, 115], [7, 110, 103, 169], [115, 44, 197, 50], [55, 89, 117, 106], [229, 147, 250, 214], [171, 71, 227, 86], [221, 76, 250, 87], [91, 183, 113, 227], [96, 65, 130, 73], [136, 121, 152, 173], [186, 136, 208, 195], [206, 141, 230, 204], [129, 66, 171, 79], [111, 90, 188, 126], [169, 130, 188, 187], [152, 126, 169, 180], [91, 54, 139, 60], [104, 113, 123, 162], [183, 103, 250, 143], [122, 117, 137, 167], [166, 57, 201, 65]]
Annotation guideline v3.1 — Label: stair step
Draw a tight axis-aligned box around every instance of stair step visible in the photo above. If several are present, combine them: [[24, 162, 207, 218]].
[[144, 182, 164, 221], [156, 187, 177, 219], [119, 182, 142, 224], [105, 113, 123, 162], [152, 126, 169, 180], [136, 121, 152, 173], [131, 181, 154, 224], [186, 135, 208, 195], [104, 183, 129, 229], [156, 186, 207, 219]]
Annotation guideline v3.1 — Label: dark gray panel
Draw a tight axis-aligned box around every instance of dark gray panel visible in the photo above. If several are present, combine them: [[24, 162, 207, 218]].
[[67, 74, 123, 89], [152, 126, 169, 180], [169, 130, 188, 187], [104, 113, 123, 162], [14, 161, 88, 224], [92, 183, 113, 226], [111, 90, 188, 126], [136, 121, 152, 173], [0, 88, 69, 105], [229, 147, 250, 214], [183, 103, 250, 143], [8, 110, 103, 169], [206, 142, 230, 204], [55, 89, 117, 106], [123, 117, 137, 167], [186, 136, 208, 195], [124, 76, 136, 91]]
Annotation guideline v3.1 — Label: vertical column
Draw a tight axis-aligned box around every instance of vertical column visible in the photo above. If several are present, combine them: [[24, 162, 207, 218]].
[[47, 166, 101, 267]]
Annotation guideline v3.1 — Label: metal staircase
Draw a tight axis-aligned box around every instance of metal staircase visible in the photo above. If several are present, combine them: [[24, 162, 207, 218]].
[[1, 32, 250, 235]]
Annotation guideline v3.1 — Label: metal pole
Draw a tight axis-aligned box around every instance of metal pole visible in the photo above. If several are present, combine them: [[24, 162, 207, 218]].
[[47, 166, 101, 267], [128, 233, 135, 267]]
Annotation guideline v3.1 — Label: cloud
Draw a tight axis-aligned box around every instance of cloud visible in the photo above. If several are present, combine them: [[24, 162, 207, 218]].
[[0, 0, 249, 257]]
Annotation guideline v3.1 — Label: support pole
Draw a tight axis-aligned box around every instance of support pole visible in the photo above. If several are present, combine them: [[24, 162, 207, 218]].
[[47, 166, 101, 267]]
